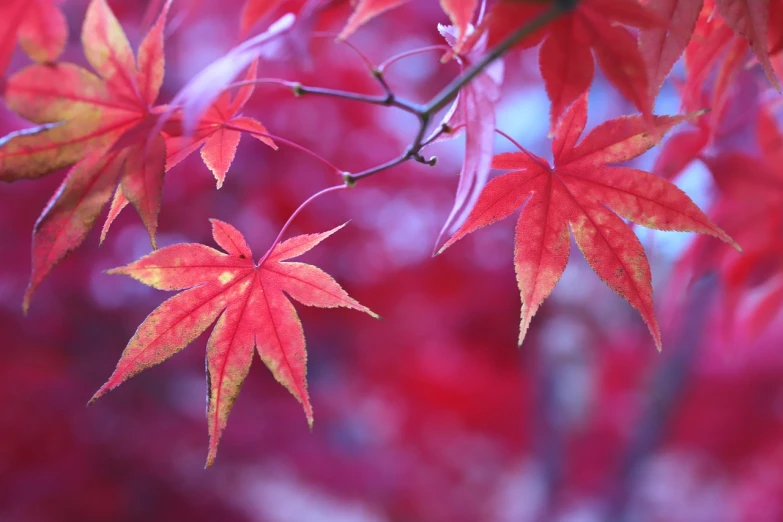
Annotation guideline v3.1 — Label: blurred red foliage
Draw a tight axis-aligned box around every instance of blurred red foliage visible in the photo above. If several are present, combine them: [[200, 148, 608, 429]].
[[2, 1, 783, 521]]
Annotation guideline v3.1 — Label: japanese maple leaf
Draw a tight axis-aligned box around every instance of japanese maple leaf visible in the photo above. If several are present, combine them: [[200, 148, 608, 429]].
[[166, 61, 277, 187], [0, 0, 67, 76], [439, 0, 479, 51], [0, 0, 171, 311], [679, 0, 781, 98], [676, 107, 783, 338], [474, 0, 664, 129], [440, 94, 736, 350], [90, 219, 377, 467], [339, 0, 478, 41], [338, 0, 410, 39], [433, 23, 503, 245], [638, 0, 704, 104], [715, 0, 781, 90], [100, 62, 278, 242], [655, 35, 758, 179]]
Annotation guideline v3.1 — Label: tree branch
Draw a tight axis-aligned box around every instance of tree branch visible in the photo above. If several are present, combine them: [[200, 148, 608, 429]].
[[227, 3, 574, 190]]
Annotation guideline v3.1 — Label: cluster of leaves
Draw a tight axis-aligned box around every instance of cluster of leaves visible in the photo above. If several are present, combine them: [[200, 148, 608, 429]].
[[1, 0, 781, 466]]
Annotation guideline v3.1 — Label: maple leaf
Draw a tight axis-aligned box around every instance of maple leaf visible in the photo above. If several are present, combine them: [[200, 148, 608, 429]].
[[90, 219, 378, 467], [475, 0, 664, 129], [715, 0, 781, 90], [0, 0, 172, 311], [433, 23, 504, 246], [338, 0, 410, 39], [171, 12, 298, 134], [680, 0, 781, 104], [440, 94, 737, 350], [100, 61, 279, 241], [676, 104, 783, 337], [681, 0, 735, 106], [440, 0, 479, 51], [166, 61, 278, 187], [638, 0, 703, 104], [0, 0, 68, 76], [655, 35, 755, 180]]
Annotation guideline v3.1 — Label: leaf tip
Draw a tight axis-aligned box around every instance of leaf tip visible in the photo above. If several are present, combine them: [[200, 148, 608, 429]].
[[205, 451, 216, 469], [435, 240, 453, 256], [87, 387, 107, 406], [21, 286, 35, 316]]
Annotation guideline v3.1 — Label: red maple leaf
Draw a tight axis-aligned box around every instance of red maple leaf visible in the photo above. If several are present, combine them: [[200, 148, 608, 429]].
[[338, 0, 411, 39], [638, 0, 704, 104], [440, 94, 737, 350], [439, 0, 479, 51], [338, 0, 479, 42], [684, 105, 783, 336], [90, 219, 378, 467], [474, 0, 664, 129], [0, 0, 68, 76], [0, 0, 177, 311], [654, 33, 757, 180], [675, 0, 781, 108], [716, 0, 781, 90], [100, 61, 279, 241], [166, 61, 278, 187]]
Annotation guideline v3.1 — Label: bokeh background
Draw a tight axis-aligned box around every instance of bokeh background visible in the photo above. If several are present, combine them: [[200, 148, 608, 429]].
[[2, 1, 783, 521]]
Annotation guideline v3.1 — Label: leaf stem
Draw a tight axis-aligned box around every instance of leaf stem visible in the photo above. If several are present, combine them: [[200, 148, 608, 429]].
[[257, 184, 348, 266], [224, 3, 572, 188], [311, 31, 377, 72], [494, 128, 551, 171], [345, 2, 570, 183], [377, 45, 453, 73], [221, 122, 344, 174]]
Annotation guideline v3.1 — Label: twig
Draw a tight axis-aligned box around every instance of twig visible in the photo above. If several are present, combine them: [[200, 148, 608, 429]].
[[221, 122, 344, 174], [223, 3, 572, 187]]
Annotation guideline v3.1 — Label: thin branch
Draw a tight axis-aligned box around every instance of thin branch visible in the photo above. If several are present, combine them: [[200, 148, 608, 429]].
[[424, 4, 568, 116], [291, 83, 421, 114], [223, 79, 421, 114], [346, 154, 410, 183], [222, 3, 573, 191]]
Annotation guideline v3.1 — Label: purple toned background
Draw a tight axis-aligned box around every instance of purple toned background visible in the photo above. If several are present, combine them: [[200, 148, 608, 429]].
[[2, 1, 783, 521]]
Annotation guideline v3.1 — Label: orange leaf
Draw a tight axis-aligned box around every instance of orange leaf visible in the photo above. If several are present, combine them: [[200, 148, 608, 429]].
[[91, 220, 377, 467], [1, 0, 173, 309]]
